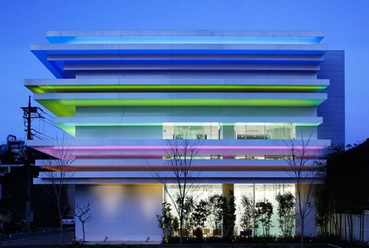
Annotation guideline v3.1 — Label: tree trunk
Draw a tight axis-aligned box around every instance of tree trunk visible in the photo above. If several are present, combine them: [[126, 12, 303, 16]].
[[343, 214, 347, 241], [362, 215, 365, 246], [60, 220, 64, 246], [349, 214, 353, 247], [339, 213, 342, 240], [359, 214, 362, 242], [179, 216, 183, 247], [82, 222, 85, 242], [300, 217, 304, 248]]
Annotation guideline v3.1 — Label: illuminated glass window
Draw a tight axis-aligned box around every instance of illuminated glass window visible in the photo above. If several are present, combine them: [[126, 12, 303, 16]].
[[163, 155, 222, 160], [235, 123, 296, 140], [163, 123, 220, 140], [235, 155, 292, 160]]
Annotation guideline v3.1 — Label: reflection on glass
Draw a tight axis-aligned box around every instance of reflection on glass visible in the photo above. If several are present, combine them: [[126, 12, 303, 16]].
[[235, 123, 296, 140], [235, 155, 292, 160], [163, 123, 220, 140], [235, 184, 295, 236], [163, 155, 223, 160], [163, 123, 297, 140], [163, 184, 295, 237]]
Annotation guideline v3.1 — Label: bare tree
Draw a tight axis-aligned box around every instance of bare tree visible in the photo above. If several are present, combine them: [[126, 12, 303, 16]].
[[75, 202, 92, 242], [285, 137, 321, 248], [44, 136, 74, 246], [153, 136, 201, 246]]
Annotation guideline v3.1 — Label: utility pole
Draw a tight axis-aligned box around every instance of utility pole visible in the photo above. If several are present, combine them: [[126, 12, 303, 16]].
[[21, 96, 42, 140], [21, 96, 44, 232]]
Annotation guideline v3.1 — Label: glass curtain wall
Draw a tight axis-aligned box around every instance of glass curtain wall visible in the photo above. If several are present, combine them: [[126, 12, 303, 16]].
[[163, 183, 295, 237], [234, 184, 295, 236], [163, 123, 296, 140], [235, 124, 296, 140], [163, 123, 220, 139]]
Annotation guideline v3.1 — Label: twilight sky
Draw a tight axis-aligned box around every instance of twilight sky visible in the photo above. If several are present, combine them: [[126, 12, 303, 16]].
[[0, 0, 368, 145]]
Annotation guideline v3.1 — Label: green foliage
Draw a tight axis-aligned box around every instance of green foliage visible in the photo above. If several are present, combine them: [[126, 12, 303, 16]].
[[240, 195, 254, 231], [254, 199, 273, 236], [324, 141, 369, 243], [208, 194, 225, 233], [176, 195, 195, 232], [191, 199, 210, 228], [276, 192, 295, 237], [315, 184, 330, 236], [156, 202, 173, 239], [207, 191, 236, 238], [172, 216, 179, 235]]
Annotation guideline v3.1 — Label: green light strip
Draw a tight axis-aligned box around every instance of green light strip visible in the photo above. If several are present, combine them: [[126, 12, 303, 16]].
[[37, 98, 325, 117], [27, 84, 327, 93]]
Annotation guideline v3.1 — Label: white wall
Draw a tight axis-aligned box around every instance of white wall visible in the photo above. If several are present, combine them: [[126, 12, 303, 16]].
[[75, 184, 163, 241], [295, 184, 317, 237]]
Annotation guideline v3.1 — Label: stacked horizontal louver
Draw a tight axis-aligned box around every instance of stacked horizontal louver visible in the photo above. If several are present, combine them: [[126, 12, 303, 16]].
[[27, 31, 331, 184]]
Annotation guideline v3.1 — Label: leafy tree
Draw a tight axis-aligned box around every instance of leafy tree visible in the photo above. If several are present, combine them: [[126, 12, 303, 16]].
[[315, 184, 330, 236], [208, 194, 225, 236], [191, 199, 210, 239], [276, 192, 295, 237], [254, 200, 273, 236], [153, 136, 200, 246], [156, 202, 174, 239], [240, 196, 254, 231], [176, 196, 195, 233], [172, 217, 179, 236], [323, 141, 369, 245]]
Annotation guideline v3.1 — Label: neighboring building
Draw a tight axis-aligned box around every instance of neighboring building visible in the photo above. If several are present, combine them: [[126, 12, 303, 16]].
[[0, 135, 60, 229], [25, 31, 344, 241], [323, 139, 369, 241]]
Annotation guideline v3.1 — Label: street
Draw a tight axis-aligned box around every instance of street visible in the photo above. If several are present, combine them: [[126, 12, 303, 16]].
[[0, 228, 74, 247]]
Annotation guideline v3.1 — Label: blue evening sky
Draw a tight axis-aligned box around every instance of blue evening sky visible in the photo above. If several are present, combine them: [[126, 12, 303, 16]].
[[0, 0, 368, 145]]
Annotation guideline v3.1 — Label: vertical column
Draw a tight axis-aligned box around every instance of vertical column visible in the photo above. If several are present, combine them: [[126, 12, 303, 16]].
[[295, 184, 317, 237], [223, 125, 235, 159], [222, 125, 234, 139]]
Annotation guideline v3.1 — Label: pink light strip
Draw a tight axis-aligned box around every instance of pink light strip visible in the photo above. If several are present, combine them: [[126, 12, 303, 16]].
[[51, 145, 326, 150]]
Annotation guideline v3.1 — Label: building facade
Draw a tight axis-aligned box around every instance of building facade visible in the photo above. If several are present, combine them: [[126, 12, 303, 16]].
[[26, 31, 344, 241]]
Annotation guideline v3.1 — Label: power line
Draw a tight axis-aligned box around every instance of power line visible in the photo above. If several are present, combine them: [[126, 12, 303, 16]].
[[32, 129, 55, 140]]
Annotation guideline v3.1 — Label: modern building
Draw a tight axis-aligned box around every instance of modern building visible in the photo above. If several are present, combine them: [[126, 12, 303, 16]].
[[25, 31, 344, 241]]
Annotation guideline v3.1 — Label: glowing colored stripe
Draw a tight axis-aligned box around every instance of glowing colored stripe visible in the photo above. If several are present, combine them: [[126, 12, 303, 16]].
[[37, 98, 325, 117], [27, 85, 327, 93], [48, 165, 318, 172], [55, 145, 325, 150], [47, 36, 323, 45], [33, 145, 327, 159]]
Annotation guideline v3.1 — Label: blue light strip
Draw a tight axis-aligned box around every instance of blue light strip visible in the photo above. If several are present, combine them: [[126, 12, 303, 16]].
[[47, 36, 323, 45]]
